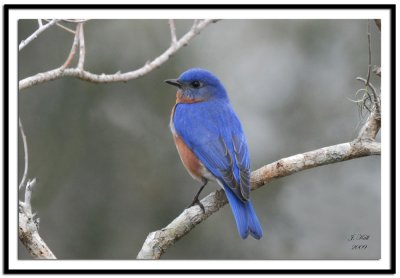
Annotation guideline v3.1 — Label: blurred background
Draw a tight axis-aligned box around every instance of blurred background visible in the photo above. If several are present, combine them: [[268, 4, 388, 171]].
[[18, 19, 381, 260]]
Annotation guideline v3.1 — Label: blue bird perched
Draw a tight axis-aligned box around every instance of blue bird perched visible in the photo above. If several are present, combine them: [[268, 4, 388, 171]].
[[165, 68, 263, 239]]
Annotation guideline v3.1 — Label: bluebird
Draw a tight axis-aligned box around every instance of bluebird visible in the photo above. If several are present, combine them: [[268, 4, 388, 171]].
[[165, 68, 263, 239]]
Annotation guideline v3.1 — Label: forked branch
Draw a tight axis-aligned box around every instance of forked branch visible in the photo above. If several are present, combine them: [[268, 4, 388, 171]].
[[19, 19, 217, 90]]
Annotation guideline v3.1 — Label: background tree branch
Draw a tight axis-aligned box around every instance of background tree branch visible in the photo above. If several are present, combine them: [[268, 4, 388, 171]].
[[19, 19, 60, 51], [18, 118, 56, 259], [19, 179, 57, 259], [19, 19, 217, 91]]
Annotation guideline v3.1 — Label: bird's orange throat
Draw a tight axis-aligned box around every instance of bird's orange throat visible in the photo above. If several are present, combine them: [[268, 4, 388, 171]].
[[176, 91, 205, 104]]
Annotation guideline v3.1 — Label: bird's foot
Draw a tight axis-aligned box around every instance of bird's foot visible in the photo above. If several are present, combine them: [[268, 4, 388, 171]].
[[186, 197, 205, 213], [186, 178, 207, 213]]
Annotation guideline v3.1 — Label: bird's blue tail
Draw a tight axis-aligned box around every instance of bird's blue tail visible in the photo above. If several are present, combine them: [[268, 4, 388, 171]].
[[224, 186, 263, 239]]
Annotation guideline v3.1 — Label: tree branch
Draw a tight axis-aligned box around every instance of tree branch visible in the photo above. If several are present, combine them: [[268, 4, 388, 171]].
[[61, 24, 81, 69], [18, 118, 29, 190], [250, 140, 380, 191], [19, 19, 217, 91], [168, 19, 177, 45], [137, 140, 380, 259], [19, 19, 60, 51], [19, 179, 57, 259], [137, 137, 381, 259], [77, 23, 85, 70]]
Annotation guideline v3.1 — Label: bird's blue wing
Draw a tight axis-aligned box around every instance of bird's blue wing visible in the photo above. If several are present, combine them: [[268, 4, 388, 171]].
[[173, 101, 251, 202]]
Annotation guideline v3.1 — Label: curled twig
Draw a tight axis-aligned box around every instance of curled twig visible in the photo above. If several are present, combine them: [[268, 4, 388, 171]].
[[351, 19, 381, 117], [356, 77, 381, 115]]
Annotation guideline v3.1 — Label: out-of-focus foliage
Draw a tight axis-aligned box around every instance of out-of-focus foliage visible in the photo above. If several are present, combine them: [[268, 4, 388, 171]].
[[18, 19, 381, 259]]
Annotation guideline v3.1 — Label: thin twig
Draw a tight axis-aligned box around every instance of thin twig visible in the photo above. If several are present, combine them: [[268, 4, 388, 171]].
[[61, 24, 81, 69], [366, 20, 372, 86], [77, 23, 85, 70], [43, 19, 76, 35], [356, 77, 380, 115], [19, 19, 60, 51], [18, 118, 29, 190], [169, 19, 178, 45], [62, 19, 90, 23], [19, 19, 218, 90], [351, 20, 381, 116]]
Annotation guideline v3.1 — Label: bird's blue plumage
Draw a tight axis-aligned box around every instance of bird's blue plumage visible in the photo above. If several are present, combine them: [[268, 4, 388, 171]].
[[167, 68, 263, 239]]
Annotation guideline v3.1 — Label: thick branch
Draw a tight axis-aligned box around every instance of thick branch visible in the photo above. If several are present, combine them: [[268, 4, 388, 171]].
[[137, 139, 380, 259], [19, 179, 56, 259], [19, 19, 217, 91], [251, 140, 380, 190], [357, 110, 381, 141]]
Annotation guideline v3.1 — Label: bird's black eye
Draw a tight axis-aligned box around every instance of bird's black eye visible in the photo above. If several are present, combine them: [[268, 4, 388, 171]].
[[191, 80, 201, 88]]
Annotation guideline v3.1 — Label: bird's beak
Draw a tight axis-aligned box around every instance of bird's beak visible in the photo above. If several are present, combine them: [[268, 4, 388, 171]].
[[164, 79, 183, 89]]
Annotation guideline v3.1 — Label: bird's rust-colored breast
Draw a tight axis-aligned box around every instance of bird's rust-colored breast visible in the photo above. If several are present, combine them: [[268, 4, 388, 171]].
[[170, 94, 204, 182], [173, 134, 203, 181]]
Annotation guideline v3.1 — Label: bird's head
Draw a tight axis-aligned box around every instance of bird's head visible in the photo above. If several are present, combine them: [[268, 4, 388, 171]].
[[165, 68, 228, 103]]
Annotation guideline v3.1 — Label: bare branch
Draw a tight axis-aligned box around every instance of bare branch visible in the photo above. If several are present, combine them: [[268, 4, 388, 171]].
[[351, 20, 381, 116], [62, 19, 90, 23], [137, 190, 228, 259], [356, 77, 381, 115], [366, 20, 372, 86], [18, 119, 55, 258], [168, 19, 177, 46], [43, 19, 76, 35], [19, 19, 60, 51], [19, 19, 217, 91], [18, 118, 29, 190], [251, 140, 380, 191], [19, 179, 57, 259], [357, 110, 381, 141], [192, 19, 199, 29], [61, 24, 81, 69], [77, 23, 85, 70], [137, 139, 380, 259]]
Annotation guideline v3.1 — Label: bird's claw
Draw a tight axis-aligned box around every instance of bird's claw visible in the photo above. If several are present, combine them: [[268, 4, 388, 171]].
[[187, 198, 205, 213]]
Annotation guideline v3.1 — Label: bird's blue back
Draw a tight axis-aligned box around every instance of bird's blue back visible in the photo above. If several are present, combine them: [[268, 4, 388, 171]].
[[174, 100, 247, 186]]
